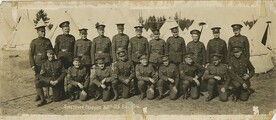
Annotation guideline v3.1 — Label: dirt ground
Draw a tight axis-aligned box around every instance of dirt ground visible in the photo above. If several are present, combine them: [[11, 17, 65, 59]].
[[0, 50, 275, 116]]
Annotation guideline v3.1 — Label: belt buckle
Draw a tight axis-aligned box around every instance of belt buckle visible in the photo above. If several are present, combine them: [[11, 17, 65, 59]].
[[61, 49, 67, 52], [37, 53, 43, 55]]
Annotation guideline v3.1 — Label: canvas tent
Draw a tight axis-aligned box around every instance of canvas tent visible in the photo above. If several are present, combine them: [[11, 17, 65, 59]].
[[0, 14, 14, 48], [3, 13, 38, 50], [159, 18, 179, 41]]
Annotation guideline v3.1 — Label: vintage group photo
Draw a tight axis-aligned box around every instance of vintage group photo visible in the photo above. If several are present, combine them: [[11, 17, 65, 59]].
[[0, 1, 275, 119]]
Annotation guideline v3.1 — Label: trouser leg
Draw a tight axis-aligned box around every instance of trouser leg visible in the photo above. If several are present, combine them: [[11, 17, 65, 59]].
[[147, 83, 155, 100], [217, 85, 228, 102], [169, 83, 178, 100], [122, 83, 130, 99], [207, 78, 216, 98], [111, 80, 119, 100], [182, 80, 190, 97]]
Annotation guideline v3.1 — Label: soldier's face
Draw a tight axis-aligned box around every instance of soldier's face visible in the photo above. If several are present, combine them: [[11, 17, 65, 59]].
[[213, 33, 220, 38], [62, 27, 70, 34], [163, 61, 169, 66], [98, 63, 105, 69], [37, 30, 45, 37], [136, 30, 142, 36], [172, 31, 179, 37], [192, 34, 199, 42], [80, 33, 87, 39], [98, 29, 104, 36], [140, 59, 148, 66], [212, 60, 221, 66], [73, 61, 81, 68], [47, 53, 54, 61], [118, 28, 124, 34], [184, 58, 193, 65], [234, 51, 242, 58], [233, 29, 241, 36]]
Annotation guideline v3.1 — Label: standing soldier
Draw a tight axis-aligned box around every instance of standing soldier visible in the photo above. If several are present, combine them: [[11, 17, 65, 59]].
[[179, 53, 205, 100], [54, 21, 76, 69], [149, 29, 166, 70], [166, 26, 186, 66], [186, 29, 206, 66], [157, 54, 179, 100], [30, 23, 53, 101], [66, 57, 90, 102], [206, 27, 228, 64], [203, 54, 231, 102], [35, 49, 66, 107], [111, 23, 130, 62], [129, 24, 149, 66], [113, 47, 135, 100], [136, 54, 158, 100], [228, 46, 255, 102], [228, 24, 250, 60], [74, 28, 92, 74], [89, 57, 116, 102], [91, 23, 112, 66]]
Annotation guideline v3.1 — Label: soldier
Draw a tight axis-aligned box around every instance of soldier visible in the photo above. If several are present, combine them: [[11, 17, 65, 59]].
[[30, 23, 53, 102], [165, 26, 186, 66], [136, 54, 158, 100], [206, 27, 228, 64], [228, 46, 255, 102], [157, 54, 179, 100], [128, 25, 149, 66], [54, 21, 76, 69], [89, 57, 116, 101], [128, 24, 149, 95], [66, 57, 90, 101], [179, 53, 205, 100], [228, 24, 250, 60], [74, 28, 92, 74], [113, 47, 135, 100], [35, 49, 66, 107], [186, 29, 206, 66], [203, 54, 231, 102], [91, 23, 112, 66], [149, 29, 166, 70], [112, 23, 130, 62]]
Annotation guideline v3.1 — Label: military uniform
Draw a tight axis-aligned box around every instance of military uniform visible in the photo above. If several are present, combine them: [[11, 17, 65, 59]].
[[179, 53, 205, 99], [112, 23, 130, 62], [37, 58, 66, 101], [113, 48, 135, 99], [149, 30, 166, 69], [228, 46, 255, 101], [90, 57, 116, 101], [66, 59, 90, 101], [228, 24, 250, 60], [157, 55, 179, 100], [187, 30, 206, 65], [91, 24, 112, 65], [206, 27, 228, 64], [74, 28, 93, 72], [165, 27, 186, 65], [203, 54, 231, 102], [54, 21, 75, 69], [136, 55, 158, 100], [30, 37, 53, 76], [129, 25, 149, 64], [35, 49, 65, 106]]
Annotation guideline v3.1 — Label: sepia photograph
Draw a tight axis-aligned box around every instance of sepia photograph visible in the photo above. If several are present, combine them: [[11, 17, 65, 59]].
[[0, 0, 275, 119]]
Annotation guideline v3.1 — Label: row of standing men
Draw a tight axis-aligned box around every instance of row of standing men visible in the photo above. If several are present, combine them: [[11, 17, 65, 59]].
[[29, 21, 255, 107]]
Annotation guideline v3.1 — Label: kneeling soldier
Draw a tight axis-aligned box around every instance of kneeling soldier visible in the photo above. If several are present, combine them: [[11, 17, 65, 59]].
[[90, 57, 115, 101], [203, 54, 231, 102], [179, 53, 205, 100], [157, 54, 179, 100], [113, 47, 135, 100], [228, 46, 255, 102], [66, 57, 90, 101], [136, 54, 158, 100], [35, 49, 66, 107]]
